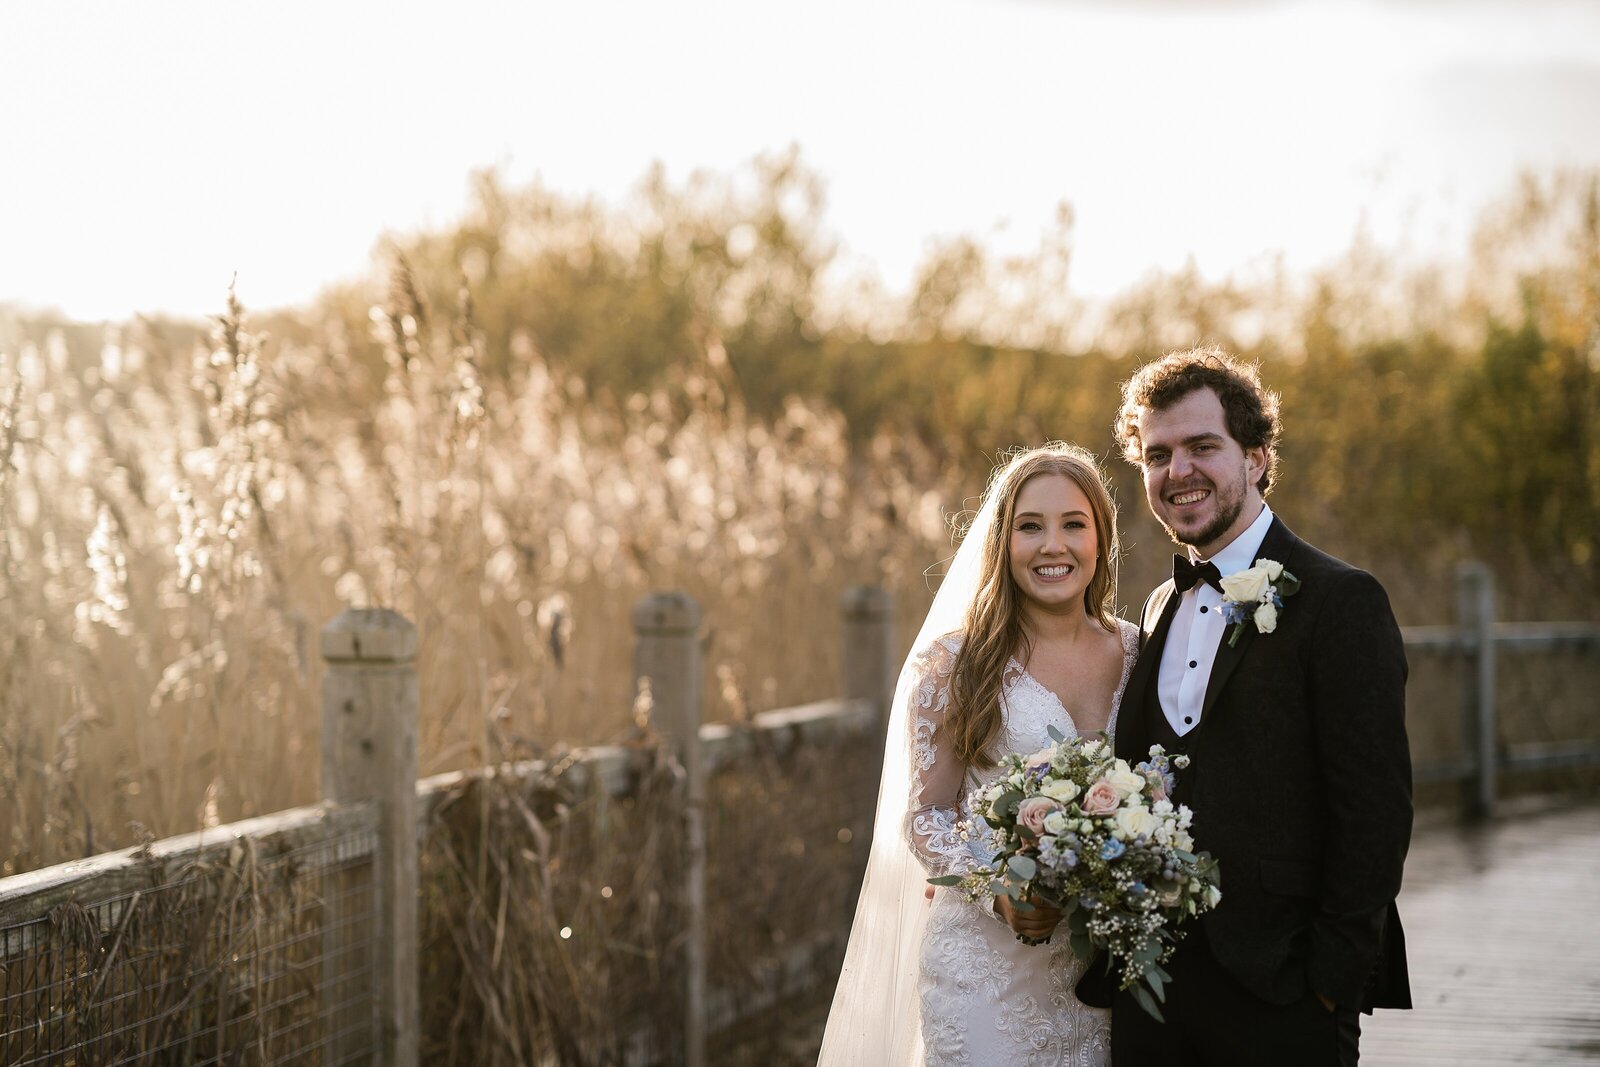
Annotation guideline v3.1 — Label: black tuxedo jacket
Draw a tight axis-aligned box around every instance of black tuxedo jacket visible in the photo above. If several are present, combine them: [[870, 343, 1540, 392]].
[[1091, 517, 1412, 1012]]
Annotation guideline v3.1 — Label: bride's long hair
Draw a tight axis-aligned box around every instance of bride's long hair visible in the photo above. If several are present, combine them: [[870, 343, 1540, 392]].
[[949, 444, 1120, 767], [817, 440, 1121, 1066]]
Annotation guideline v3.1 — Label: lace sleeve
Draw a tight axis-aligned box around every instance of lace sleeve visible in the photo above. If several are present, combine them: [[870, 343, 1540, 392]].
[[901, 638, 998, 915]]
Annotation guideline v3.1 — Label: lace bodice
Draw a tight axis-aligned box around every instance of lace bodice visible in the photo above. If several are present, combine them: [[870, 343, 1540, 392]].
[[905, 620, 1140, 890]]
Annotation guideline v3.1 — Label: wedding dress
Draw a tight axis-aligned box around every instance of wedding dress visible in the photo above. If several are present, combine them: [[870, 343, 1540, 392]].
[[818, 455, 1137, 1067], [906, 624, 1137, 1067]]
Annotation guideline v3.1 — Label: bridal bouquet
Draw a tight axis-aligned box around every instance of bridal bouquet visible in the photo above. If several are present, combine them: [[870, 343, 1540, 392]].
[[928, 732, 1222, 1020]]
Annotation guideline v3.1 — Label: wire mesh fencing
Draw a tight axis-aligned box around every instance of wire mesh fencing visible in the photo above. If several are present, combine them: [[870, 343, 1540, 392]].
[[702, 724, 879, 1064], [412, 707, 881, 1067], [0, 815, 379, 1067], [417, 746, 692, 1067], [1406, 637, 1600, 804]]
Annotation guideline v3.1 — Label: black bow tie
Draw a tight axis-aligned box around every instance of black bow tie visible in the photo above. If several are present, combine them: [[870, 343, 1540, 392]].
[[1173, 556, 1223, 594]]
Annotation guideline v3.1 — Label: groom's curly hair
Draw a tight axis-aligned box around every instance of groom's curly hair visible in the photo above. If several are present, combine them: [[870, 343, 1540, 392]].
[[1114, 345, 1282, 495]]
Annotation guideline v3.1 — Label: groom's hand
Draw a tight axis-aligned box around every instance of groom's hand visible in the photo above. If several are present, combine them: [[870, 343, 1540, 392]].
[[994, 894, 1062, 940]]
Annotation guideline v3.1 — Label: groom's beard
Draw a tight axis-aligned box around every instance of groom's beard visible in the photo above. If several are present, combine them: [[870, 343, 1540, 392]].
[[1161, 466, 1247, 551]]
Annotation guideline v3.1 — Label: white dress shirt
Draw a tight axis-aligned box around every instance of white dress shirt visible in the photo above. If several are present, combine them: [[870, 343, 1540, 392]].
[[1158, 504, 1275, 737]]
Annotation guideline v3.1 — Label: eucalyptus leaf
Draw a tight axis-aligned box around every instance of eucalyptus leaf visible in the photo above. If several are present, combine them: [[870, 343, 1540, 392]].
[[1147, 971, 1167, 1002], [927, 875, 964, 887], [1008, 855, 1038, 881], [1131, 983, 1165, 1023], [1069, 929, 1093, 962], [993, 789, 1023, 820]]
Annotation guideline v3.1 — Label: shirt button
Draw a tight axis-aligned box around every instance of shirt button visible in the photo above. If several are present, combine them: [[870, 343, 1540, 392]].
[[1188, 660, 1197, 668], [1184, 716, 1193, 725], [1200, 606, 1208, 614]]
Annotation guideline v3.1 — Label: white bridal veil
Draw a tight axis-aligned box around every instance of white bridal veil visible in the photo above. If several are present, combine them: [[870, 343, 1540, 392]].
[[816, 467, 1008, 1066]]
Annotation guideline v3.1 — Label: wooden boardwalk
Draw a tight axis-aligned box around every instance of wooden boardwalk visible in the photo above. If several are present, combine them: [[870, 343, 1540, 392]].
[[768, 798, 1600, 1065], [1363, 798, 1600, 1065]]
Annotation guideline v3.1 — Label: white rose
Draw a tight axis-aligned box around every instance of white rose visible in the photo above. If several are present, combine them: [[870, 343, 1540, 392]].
[[1044, 811, 1069, 835], [1107, 768, 1147, 798], [1220, 565, 1271, 604], [1254, 601, 1279, 634], [1042, 779, 1080, 804], [1115, 805, 1156, 839], [1257, 558, 1284, 581], [1204, 884, 1223, 907]]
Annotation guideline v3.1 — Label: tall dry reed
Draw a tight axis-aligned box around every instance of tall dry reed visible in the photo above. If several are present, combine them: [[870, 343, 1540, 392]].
[[0, 277, 957, 875]]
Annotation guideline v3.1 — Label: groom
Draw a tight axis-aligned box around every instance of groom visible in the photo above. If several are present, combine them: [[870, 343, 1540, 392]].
[[1079, 347, 1412, 1065]]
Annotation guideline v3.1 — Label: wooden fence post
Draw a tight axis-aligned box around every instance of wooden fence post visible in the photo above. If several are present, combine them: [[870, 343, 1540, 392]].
[[632, 593, 705, 1067], [321, 609, 419, 1067], [1456, 563, 1497, 819], [841, 585, 896, 735]]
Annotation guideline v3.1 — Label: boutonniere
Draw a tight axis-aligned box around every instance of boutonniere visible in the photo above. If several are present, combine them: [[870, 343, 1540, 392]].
[[1218, 558, 1300, 647]]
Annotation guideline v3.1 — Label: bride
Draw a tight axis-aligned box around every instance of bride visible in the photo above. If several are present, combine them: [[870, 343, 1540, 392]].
[[819, 443, 1139, 1066]]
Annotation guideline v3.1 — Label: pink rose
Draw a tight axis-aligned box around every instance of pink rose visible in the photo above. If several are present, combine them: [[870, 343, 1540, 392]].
[[1024, 748, 1054, 773], [1016, 797, 1060, 836], [1080, 779, 1121, 816]]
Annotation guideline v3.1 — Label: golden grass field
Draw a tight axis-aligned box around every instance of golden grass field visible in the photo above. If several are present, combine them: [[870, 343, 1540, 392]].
[[0, 285, 972, 876]]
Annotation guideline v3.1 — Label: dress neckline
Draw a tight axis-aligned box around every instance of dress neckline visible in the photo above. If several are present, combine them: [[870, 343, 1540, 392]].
[[1006, 620, 1138, 738]]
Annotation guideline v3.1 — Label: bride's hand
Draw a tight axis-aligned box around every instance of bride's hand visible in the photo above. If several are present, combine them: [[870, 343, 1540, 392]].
[[994, 893, 1062, 941]]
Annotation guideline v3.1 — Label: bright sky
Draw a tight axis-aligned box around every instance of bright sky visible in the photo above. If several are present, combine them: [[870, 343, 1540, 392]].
[[3, 0, 1599, 323]]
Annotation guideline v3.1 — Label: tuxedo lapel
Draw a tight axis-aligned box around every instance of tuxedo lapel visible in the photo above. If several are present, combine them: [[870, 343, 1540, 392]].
[[1116, 583, 1180, 762], [1131, 584, 1179, 700], [1199, 517, 1300, 722]]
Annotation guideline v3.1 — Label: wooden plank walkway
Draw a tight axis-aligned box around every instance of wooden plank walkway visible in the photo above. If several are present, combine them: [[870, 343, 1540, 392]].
[[765, 798, 1600, 1065], [1363, 798, 1600, 1065]]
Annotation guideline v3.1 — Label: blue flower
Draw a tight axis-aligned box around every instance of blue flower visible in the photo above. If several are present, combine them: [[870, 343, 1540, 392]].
[[1060, 849, 1079, 870], [1100, 839, 1125, 861]]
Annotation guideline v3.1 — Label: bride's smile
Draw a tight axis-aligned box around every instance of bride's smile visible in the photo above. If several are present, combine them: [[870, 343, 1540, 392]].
[[1008, 473, 1098, 613]]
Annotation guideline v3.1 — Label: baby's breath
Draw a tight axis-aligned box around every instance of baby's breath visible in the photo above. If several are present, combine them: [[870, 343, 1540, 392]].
[[929, 736, 1222, 1020]]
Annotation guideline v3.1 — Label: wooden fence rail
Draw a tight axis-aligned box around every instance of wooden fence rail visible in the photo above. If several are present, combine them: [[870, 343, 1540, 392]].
[[0, 585, 896, 1066], [1403, 563, 1600, 818]]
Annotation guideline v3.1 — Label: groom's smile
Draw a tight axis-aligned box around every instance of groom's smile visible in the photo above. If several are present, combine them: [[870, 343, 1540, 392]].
[[1136, 387, 1267, 559]]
